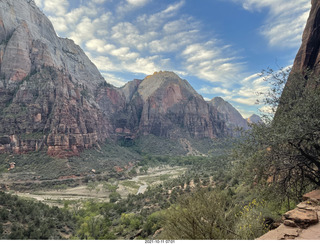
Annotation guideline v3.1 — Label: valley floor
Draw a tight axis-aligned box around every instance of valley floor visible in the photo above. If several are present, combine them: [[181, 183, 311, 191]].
[[9, 166, 187, 207]]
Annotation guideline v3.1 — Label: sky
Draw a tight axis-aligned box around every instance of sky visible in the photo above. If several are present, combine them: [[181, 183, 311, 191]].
[[34, 0, 311, 118]]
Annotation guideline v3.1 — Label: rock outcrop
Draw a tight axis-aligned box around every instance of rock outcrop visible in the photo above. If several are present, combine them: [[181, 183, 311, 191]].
[[257, 190, 320, 240], [208, 97, 249, 136]]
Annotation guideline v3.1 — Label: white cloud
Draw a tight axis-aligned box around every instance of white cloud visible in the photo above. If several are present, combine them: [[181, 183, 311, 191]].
[[126, 0, 149, 6], [232, 0, 311, 48], [86, 53, 119, 72], [101, 72, 127, 87], [34, 0, 43, 8], [117, 0, 151, 15], [259, 105, 274, 114], [110, 47, 139, 60], [199, 71, 271, 108], [48, 16, 68, 32], [69, 17, 96, 45], [198, 87, 232, 96], [86, 39, 115, 53], [230, 97, 258, 106], [236, 107, 256, 119], [92, 0, 108, 4], [182, 42, 243, 84], [43, 0, 69, 16], [137, 0, 186, 30], [163, 0, 185, 14], [124, 56, 162, 75]]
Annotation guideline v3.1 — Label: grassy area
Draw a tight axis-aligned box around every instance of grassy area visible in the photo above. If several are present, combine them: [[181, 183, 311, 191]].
[[120, 180, 141, 190], [130, 135, 232, 156]]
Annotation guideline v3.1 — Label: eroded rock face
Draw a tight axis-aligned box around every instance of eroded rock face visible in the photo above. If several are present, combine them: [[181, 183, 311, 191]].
[[117, 71, 226, 139], [257, 190, 320, 240], [291, 0, 320, 74], [283, 208, 319, 228], [208, 97, 249, 136], [0, 0, 122, 157], [278, 0, 320, 110]]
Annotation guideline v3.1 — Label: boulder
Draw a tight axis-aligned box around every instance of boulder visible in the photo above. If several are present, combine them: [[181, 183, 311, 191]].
[[303, 189, 320, 202], [283, 208, 318, 228]]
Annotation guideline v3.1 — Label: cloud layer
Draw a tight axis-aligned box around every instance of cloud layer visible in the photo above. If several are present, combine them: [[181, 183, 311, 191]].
[[35, 0, 245, 86], [232, 0, 310, 48]]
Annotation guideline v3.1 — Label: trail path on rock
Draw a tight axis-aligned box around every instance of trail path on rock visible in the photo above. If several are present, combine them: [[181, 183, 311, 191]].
[[258, 190, 320, 240]]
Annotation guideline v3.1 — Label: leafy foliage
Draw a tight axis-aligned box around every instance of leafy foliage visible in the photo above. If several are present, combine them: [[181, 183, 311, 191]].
[[161, 189, 238, 240], [234, 68, 320, 204], [0, 192, 75, 240]]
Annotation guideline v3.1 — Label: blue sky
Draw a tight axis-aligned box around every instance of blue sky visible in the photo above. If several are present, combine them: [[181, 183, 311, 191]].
[[34, 0, 311, 118]]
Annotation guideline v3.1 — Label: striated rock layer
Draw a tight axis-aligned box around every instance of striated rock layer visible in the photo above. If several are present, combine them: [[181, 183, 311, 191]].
[[127, 71, 226, 139], [0, 0, 124, 157], [257, 190, 320, 240], [208, 97, 249, 136], [290, 0, 320, 75]]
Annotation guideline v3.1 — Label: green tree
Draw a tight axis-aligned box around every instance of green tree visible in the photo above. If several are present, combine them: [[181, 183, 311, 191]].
[[109, 192, 121, 203], [143, 211, 165, 236], [235, 68, 320, 204], [87, 182, 96, 193]]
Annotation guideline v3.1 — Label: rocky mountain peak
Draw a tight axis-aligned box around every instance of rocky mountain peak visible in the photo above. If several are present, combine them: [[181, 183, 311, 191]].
[[209, 97, 249, 134], [0, 0, 123, 157], [138, 71, 200, 101], [210, 97, 225, 106], [0, 0, 105, 92], [120, 79, 142, 102], [247, 114, 262, 124]]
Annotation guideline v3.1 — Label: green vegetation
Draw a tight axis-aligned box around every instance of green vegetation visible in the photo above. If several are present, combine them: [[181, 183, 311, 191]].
[[19, 132, 46, 140], [234, 68, 320, 204], [120, 180, 140, 190], [160, 190, 237, 239], [0, 192, 75, 240]]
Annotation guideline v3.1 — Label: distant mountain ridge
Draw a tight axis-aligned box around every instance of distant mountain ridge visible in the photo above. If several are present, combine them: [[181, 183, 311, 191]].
[[208, 97, 249, 136], [246, 114, 262, 124], [0, 0, 252, 157]]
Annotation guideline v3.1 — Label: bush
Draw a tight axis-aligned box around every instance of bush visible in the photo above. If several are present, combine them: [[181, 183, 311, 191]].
[[161, 189, 237, 240]]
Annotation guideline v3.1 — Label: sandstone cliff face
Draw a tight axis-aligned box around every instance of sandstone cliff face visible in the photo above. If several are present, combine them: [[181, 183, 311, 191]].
[[277, 0, 320, 116], [290, 0, 320, 74], [0, 0, 123, 157], [208, 97, 249, 136], [118, 72, 226, 139]]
